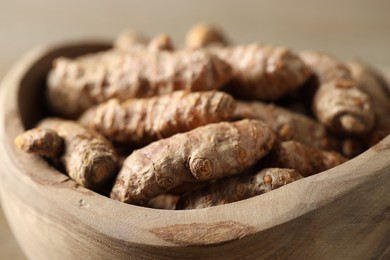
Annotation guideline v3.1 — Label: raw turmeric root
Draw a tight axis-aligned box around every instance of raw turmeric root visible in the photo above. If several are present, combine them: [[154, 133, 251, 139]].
[[213, 44, 311, 101], [14, 128, 63, 158], [176, 168, 303, 209], [299, 51, 375, 135], [266, 140, 347, 177], [110, 119, 276, 205], [15, 118, 118, 191], [114, 29, 149, 51], [79, 90, 236, 146], [47, 49, 232, 118], [185, 23, 229, 49], [146, 194, 180, 210], [341, 138, 365, 158], [347, 60, 390, 145], [148, 33, 175, 52], [233, 101, 338, 151]]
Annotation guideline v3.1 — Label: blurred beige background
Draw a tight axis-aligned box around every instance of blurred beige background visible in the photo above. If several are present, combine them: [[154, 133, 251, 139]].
[[0, 0, 389, 258]]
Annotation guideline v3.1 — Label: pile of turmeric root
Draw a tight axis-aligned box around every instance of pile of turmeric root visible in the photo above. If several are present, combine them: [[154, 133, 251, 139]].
[[15, 24, 390, 210]]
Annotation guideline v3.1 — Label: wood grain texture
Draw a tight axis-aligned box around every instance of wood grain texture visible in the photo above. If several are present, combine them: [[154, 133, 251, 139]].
[[0, 43, 389, 259]]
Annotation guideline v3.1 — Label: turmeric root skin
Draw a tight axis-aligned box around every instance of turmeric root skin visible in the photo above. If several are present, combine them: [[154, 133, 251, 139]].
[[233, 101, 338, 151], [299, 51, 375, 135], [176, 168, 303, 209], [110, 119, 276, 205], [214, 44, 311, 101], [185, 23, 229, 50], [79, 91, 236, 146], [347, 60, 390, 145], [36, 118, 118, 190], [14, 128, 63, 158], [267, 140, 347, 177], [47, 49, 232, 118]]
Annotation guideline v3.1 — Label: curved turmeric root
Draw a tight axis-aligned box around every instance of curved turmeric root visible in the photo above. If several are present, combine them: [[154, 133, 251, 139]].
[[176, 168, 303, 209], [110, 119, 276, 205], [347, 60, 390, 145], [267, 140, 347, 177], [79, 91, 236, 146], [214, 44, 311, 101], [15, 119, 118, 191], [47, 49, 232, 118], [299, 51, 375, 135], [233, 101, 338, 151]]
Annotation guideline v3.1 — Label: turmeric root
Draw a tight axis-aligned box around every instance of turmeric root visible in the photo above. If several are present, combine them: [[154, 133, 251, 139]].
[[341, 138, 365, 158], [146, 194, 180, 210], [15, 118, 118, 190], [185, 23, 229, 49], [114, 29, 149, 51], [47, 49, 232, 118], [110, 119, 276, 205], [176, 168, 303, 209], [266, 140, 347, 177], [347, 60, 390, 145], [299, 51, 375, 135], [213, 44, 311, 101], [14, 128, 63, 158], [80, 91, 236, 146], [233, 101, 338, 150], [148, 33, 174, 52]]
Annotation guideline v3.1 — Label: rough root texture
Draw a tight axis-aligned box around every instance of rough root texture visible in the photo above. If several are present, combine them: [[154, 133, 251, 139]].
[[213, 44, 311, 101], [347, 60, 390, 145], [47, 49, 232, 118], [176, 168, 303, 209], [299, 51, 375, 135], [37, 118, 118, 190], [267, 140, 347, 177], [79, 91, 236, 146], [110, 119, 276, 205], [313, 80, 374, 135], [233, 101, 338, 151], [14, 128, 63, 158]]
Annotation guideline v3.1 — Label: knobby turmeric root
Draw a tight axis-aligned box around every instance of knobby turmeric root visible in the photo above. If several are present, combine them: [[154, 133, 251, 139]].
[[148, 33, 175, 52], [299, 51, 375, 135], [47, 49, 232, 118], [213, 44, 311, 101], [233, 101, 338, 150], [14, 128, 63, 158], [176, 168, 303, 209], [347, 60, 390, 145], [15, 119, 118, 191], [79, 90, 236, 146], [267, 140, 347, 177], [185, 23, 229, 49], [110, 119, 276, 205]]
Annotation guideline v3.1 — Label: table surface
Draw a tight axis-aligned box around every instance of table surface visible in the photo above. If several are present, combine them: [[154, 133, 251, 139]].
[[1, 0, 389, 258]]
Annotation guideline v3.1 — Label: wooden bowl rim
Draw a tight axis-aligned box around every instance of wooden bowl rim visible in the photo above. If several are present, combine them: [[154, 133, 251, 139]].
[[1, 41, 389, 247]]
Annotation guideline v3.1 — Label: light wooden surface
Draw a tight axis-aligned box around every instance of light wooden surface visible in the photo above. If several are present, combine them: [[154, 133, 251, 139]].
[[0, 1, 389, 258]]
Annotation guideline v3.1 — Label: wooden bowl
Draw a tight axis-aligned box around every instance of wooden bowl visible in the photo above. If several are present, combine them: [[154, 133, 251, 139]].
[[0, 42, 389, 260]]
